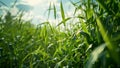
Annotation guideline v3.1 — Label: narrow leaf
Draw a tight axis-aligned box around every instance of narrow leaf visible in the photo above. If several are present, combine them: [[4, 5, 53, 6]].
[[85, 44, 106, 68], [96, 16, 120, 64], [47, 3, 51, 19], [60, 1, 65, 20], [87, 9, 93, 19], [53, 4, 57, 19], [57, 17, 71, 26]]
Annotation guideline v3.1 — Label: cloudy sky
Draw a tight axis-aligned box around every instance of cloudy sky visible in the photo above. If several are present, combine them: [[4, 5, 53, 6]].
[[0, 0, 79, 25]]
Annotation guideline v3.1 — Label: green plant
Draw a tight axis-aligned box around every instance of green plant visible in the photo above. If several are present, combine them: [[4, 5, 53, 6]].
[[0, 0, 120, 68]]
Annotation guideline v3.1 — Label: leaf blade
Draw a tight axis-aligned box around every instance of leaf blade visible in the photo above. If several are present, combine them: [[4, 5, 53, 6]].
[[60, 1, 65, 20], [53, 4, 57, 19]]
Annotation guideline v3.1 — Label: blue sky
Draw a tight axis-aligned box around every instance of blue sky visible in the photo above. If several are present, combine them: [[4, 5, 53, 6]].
[[0, 0, 79, 25]]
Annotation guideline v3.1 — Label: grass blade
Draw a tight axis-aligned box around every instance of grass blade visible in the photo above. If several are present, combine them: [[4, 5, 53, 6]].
[[57, 17, 71, 26], [53, 4, 57, 19], [96, 16, 120, 64], [85, 44, 106, 68], [47, 3, 52, 19], [60, 1, 65, 20]]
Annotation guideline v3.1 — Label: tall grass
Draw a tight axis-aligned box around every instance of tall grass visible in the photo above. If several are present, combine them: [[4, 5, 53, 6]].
[[0, 0, 120, 68]]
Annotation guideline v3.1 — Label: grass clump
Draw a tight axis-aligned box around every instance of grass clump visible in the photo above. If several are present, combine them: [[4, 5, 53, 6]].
[[0, 0, 120, 68]]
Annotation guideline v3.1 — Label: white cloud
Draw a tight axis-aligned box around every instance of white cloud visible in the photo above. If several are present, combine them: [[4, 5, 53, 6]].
[[66, 11, 74, 17], [16, 0, 76, 25], [21, 0, 43, 6], [10, 7, 19, 16], [21, 11, 34, 21], [48, 19, 60, 26], [0, 6, 19, 16], [21, 0, 58, 6]]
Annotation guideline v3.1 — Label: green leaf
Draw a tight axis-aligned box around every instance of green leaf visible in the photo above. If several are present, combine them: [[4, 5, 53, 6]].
[[11, 0, 17, 8], [53, 4, 57, 19], [60, 1, 65, 20], [87, 9, 93, 19], [85, 44, 106, 68], [96, 17, 112, 50], [57, 17, 71, 26], [96, 16, 120, 64], [87, 0, 90, 9], [97, 0, 107, 10], [80, 31, 90, 39], [47, 3, 52, 19], [97, 0, 109, 13]]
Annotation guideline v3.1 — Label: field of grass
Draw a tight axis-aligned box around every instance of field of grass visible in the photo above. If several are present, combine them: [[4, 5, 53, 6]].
[[0, 0, 120, 68]]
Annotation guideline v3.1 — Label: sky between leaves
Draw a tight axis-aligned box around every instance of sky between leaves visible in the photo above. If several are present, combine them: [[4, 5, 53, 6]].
[[0, 0, 79, 25]]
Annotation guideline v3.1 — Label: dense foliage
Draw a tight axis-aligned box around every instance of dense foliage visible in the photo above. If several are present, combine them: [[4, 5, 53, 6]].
[[0, 0, 120, 68]]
